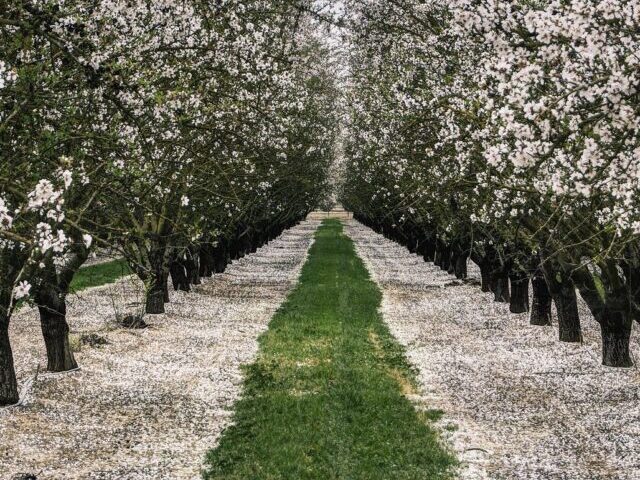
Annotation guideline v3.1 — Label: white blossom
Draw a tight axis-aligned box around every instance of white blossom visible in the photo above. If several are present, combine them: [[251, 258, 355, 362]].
[[13, 280, 31, 300]]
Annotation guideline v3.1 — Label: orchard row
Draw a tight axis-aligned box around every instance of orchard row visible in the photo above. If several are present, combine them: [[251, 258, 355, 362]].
[[340, 0, 640, 367], [0, 1, 339, 406]]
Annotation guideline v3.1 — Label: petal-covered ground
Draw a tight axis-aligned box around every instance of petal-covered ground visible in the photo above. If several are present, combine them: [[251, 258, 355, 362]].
[[345, 220, 640, 480], [0, 221, 318, 480]]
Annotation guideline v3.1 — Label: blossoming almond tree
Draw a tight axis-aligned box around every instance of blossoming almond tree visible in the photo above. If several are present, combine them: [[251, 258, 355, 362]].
[[0, 0, 337, 405], [102, 0, 337, 314], [0, 2, 109, 404], [341, 0, 640, 367], [455, 0, 640, 366]]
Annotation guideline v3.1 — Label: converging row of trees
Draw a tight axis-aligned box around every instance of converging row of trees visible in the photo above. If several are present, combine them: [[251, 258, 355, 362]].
[[0, 0, 339, 405], [341, 0, 640, 367]]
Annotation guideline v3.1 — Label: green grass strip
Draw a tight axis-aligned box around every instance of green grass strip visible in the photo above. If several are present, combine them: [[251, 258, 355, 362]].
[[204, 219, 456, 480], [70, 258, 131, 293], [14, 259, 130, 311]]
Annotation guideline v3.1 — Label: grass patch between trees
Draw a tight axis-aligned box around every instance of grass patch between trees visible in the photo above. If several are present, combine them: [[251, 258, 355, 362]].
[[70, 258, 131, 293], [204, 219, 456, 479]]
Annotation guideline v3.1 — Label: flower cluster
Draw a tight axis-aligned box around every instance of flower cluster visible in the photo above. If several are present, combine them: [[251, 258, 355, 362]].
[[0, 0, 339, 404], [1, 0, 337, 303], [341, 0, 640, 366], [0, 60, 17, 90]]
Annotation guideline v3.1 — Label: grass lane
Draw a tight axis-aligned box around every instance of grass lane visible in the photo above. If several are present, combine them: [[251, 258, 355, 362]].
[[204, 219, 456, 479]]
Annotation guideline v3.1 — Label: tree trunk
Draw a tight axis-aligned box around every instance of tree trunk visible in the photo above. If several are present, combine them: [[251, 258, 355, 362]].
[[240, 234, 252, 258], [163, 272, 170, 302], [39, 309, 77, 372], [213, 241, 228, 273], [556, 290, 581, 342], [530, 270, 552, 326], [491, 269, 510, 303], [170, 261, 190, 292], [249, 238, 258, 254], [33, 251, 87, 374], [434, 242, 443, 267], [478, 261, 491, 292], [567, 263, 634, 367], [440, 244, 451, 271], [544, 269, 581, 342], [423, 238, 436, 262], [199, 243, 214, 278], [146, 284, 165, 314], [144, 240, 169, 314], [447, 250, 457, 275], [146, 267, 167, 314], [185, 250, 201, 285], [454, 253, 468, 279], [230, 240, 241, 260], [0, 317, 19, 406], [408, 233, 418, 253], [509, 272, 529, 313], [600, 309, 633, 367], [37, 288, 77, 372]]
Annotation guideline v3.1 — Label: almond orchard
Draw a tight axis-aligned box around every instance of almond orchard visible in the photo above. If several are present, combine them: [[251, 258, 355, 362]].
[[1, 1, 639, 479]]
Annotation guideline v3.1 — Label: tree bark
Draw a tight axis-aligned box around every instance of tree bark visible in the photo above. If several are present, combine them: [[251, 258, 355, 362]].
[[453, 253, 469, 279], [146, 285, 165, 314], [199, 243, 215, 277], [162, 272, 170, 302], [433, 241, 443, 267], [491, 269, 510, 303], [470, 254, 492, 293], [170, 260, 190, 292], [249, 237, 258, 254], [145, 267, 167, 314], [530, 270, 552, 326], [185, 249, 201, 285], [34, 250, 87, 374], [509, 272, 529, 313], [569, 263, 635, 367], [543, 268, 581, 342], [600, 309, 633, 367], [36, 287, 77, 372], [408, 232, 418, 253], [440, 244, 451, 271], [423, 238, 436, 262], [479, 262, 491, 292], [0, 315, 19, 406], [213, 240, 228, 273], [230, 240, 241, 260], [239, 233, 252, 258], [144, 239, 170, 314], [556, 290, 581, 342], [39, 312, 75, 372], [268, 226, 277, 242], [447, 250, 457, 275]]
